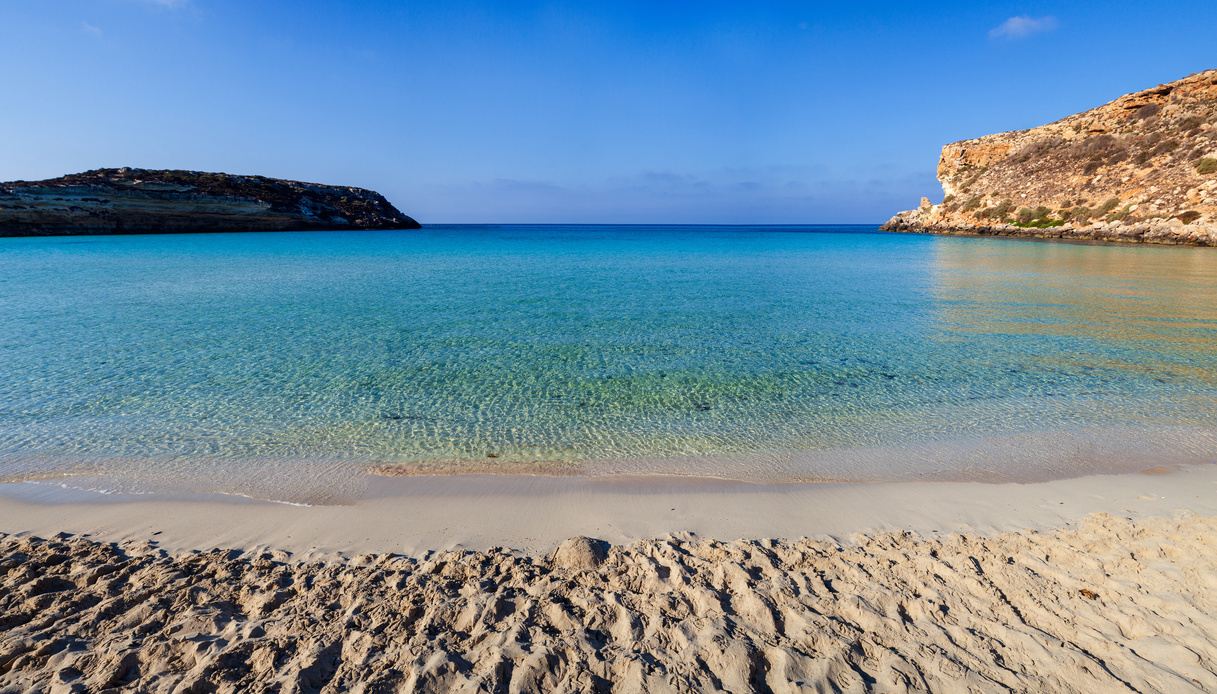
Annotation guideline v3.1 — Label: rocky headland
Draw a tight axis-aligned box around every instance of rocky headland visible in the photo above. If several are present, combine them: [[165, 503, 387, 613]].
[[884, 69, 1217, 245], [0, 168, 420, 236]]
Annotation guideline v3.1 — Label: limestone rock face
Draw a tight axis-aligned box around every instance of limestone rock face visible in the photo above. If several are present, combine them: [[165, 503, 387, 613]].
[[0, 168, 421, 236], [884, 69, 1217, 245]]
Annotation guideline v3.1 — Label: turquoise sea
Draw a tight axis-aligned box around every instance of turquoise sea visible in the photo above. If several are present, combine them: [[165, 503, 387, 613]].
[[2, 225, 1216, 502]]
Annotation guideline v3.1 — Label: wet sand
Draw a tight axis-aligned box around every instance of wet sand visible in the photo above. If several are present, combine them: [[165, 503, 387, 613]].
[[1, 464, 1215, 557]]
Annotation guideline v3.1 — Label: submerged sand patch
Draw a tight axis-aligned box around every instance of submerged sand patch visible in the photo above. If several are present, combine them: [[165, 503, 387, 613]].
[[1, 513, 1215, 692]]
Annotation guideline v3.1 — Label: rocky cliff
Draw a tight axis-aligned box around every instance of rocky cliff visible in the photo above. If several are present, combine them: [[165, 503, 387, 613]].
[[0, 168, 420, 236], [884, 70, 1217, 245]]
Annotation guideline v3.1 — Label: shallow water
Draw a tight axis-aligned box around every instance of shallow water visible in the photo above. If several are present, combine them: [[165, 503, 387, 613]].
[[2, 225, 1216, 502]]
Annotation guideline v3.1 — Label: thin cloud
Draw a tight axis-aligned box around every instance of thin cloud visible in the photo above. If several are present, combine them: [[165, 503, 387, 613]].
[[80, 21, 103, 36], [988, 15, 1059, 40]]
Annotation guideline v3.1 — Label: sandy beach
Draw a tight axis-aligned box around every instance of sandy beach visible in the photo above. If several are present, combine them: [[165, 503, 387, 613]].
[[5, 0, 1217, 690], [1, 464, 1215, 691]]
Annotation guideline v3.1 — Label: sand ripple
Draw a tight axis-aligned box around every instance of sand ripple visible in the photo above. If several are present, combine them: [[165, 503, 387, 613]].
[[2, 513, 1216, 692]]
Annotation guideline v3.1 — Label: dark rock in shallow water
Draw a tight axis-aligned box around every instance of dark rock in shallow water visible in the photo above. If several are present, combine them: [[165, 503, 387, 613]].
[[0, 168, 421, 236]]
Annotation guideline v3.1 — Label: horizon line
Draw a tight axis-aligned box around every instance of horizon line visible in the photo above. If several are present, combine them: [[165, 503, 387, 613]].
[[420, 222, 885, 227]]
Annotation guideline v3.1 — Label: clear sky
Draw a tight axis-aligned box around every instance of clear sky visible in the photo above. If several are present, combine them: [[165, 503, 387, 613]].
[[2, 1, 1214, 223]]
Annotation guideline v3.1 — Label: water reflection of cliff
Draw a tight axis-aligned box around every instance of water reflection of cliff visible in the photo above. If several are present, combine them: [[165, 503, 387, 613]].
[[928, 238, 1217, 383]]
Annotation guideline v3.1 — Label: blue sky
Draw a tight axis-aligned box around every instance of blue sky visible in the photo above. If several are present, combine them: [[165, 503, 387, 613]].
[[1, 1, 1214, 223]]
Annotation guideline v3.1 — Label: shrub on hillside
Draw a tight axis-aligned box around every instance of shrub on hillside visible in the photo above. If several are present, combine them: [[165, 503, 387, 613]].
[[1075, 135, 1129, 174], [1012, 139, 1056, 164], [1064, 206, 1093, 224], [1179, 116, 1204, 133], [1133, 104, 1161, 120], [1013, 206, 1063, 228], [978, 200, 1015, 221]]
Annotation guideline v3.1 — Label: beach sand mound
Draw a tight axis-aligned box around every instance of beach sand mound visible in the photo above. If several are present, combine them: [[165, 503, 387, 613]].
[[2, 513, 1215, 692]]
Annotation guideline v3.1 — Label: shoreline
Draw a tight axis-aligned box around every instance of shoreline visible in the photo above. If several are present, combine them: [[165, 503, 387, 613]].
[[881, 221, 1217, 246], [2, 463, 1214, 558]]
